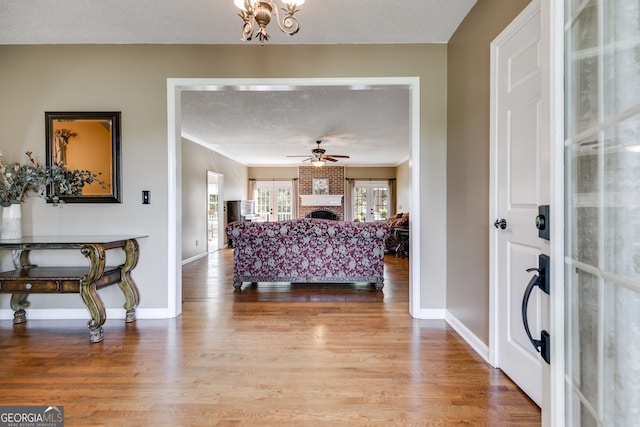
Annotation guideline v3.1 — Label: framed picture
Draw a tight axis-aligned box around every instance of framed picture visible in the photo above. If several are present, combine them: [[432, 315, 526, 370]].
[[45, 111, 122, 203], [312, 178, 329, 195]]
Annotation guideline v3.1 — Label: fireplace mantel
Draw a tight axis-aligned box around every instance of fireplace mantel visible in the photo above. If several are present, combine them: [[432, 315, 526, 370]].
[[300, 195, 343, 206]]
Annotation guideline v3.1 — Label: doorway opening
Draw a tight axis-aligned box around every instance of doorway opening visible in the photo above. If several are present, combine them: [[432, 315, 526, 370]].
[[167, 77, 422, 318], [207, 171, 223, 253]]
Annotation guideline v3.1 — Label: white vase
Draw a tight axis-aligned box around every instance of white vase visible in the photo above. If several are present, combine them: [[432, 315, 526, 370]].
[[1, 203, 23, 240]]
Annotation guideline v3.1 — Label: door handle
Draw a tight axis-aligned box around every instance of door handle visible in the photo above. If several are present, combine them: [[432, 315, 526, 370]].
[[521, 254, 551, 364], [494, 218, 507, 229]]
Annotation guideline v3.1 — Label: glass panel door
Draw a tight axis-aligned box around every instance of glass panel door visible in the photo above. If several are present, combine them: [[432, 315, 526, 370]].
[[353, 181, 389, 222], [255, 186, 271, 221], [207, 171, 221, 253], [276, 186, 292, 221], [254, 181, 292, 222], [564, 1, 640, 425]]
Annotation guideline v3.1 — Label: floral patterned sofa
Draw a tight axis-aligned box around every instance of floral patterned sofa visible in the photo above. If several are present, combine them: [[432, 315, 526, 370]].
[[226, 219, 390, 290]]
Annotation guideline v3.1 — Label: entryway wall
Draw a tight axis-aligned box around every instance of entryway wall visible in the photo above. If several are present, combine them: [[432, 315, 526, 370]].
[[445, 0, 533, 350], [1, 42, 445, 320]]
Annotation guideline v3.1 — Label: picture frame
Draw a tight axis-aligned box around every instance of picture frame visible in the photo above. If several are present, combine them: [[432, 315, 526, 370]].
[[312, 178, 329, 195], [45, 111, 122, 203]]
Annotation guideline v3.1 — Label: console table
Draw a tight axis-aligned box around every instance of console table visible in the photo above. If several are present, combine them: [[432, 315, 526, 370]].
[[0, 235, 145, 343]]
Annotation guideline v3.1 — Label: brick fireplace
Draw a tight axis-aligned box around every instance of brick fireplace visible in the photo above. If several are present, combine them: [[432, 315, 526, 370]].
[[298, 166, 344, 220]]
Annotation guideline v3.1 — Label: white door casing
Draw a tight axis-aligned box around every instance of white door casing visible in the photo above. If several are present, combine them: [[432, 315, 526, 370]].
[[166, 77, 422, 319], [490, 0, 549, 408]]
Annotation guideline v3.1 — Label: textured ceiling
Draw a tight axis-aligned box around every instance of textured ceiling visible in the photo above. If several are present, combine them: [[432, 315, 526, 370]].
[[0, 0, 476, 167], [181, 85, 412, 167], [0, 0, 476, 45]]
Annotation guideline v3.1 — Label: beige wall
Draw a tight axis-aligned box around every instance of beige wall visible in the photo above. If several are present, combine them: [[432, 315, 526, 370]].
[[395, 160, 410, 213], [248, 167, 297, 180], [182, 139, 248, 260], [345, 167, 396, 180], [0, 43, 447, 313], [447, 0, 531, 343]]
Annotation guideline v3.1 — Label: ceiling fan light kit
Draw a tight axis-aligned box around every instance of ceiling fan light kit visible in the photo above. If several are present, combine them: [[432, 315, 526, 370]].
[[233, 0, 305, 43], [287, 141, 350, 167]]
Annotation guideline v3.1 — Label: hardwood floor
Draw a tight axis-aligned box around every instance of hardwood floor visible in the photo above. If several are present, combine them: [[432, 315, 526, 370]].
[[0, 249, 540, 426]]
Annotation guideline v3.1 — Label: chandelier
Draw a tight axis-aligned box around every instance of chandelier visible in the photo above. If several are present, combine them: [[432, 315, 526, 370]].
[[233, 0, 305, 43]]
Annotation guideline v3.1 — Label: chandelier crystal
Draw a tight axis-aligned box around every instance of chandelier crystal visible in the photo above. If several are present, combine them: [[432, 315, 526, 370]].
[[233, 0, 305, 42]]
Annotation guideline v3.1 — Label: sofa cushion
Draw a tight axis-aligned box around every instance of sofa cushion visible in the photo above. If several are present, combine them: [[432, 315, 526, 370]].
[[228, 218, 389, 241]]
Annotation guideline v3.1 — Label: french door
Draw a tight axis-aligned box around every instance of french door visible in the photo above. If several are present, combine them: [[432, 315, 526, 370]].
[[254, 180, 293, 222], [563, 0, 640, 425], [207, 171, 222, 252], [353, 180, 389, 222]]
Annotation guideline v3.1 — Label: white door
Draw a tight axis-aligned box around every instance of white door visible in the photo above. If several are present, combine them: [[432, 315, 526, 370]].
[[254, 181, 293, 222], [491, 0, 548, 407], [207, 171, 223, 253], [353, 180, 389, 222]]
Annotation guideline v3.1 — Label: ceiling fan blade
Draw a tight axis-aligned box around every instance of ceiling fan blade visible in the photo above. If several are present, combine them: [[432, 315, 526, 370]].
[[286, 155, 312, 158], [323, 157, 338, 162], [324, 154, 350, 158]]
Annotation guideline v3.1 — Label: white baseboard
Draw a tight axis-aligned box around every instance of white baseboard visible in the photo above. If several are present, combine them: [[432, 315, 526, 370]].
[[181, 251, 208, 265], [445, 310, 492, 365], [0, 308, 173, 321], [410, 308, 446, 319]]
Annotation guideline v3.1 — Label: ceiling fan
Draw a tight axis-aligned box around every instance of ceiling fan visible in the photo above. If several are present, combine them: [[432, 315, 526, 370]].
[[287, 141, 350, 166]]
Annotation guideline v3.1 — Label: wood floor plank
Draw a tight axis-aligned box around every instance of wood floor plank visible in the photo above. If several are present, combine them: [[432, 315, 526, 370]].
[[0, 249, 540, 426]]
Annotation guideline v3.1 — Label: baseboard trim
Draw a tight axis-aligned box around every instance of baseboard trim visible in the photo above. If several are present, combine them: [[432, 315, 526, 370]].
[[0, 308, 172, 321], [445, 310, 492, 365], [182, 251, 208, 265], [410, 308, 446, 319]]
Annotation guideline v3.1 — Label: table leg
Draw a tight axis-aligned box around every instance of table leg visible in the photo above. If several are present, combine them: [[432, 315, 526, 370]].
[[11, 249, 37, 270], [80, 243, 107, 343], [10, 294, 29, 324], [118, 239, 140, 323], [9, 249, 37, 323]]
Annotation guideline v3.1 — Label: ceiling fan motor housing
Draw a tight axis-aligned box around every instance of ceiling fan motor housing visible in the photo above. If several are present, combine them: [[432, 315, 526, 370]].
[[312, 147, 326, 158]]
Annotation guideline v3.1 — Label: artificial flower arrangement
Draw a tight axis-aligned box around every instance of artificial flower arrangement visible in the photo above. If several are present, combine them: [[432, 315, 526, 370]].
[[0, 151, 102, 207]]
